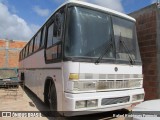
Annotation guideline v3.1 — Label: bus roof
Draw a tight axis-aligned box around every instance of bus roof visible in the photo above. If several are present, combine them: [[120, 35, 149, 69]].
[[57, 0, 135, 22]]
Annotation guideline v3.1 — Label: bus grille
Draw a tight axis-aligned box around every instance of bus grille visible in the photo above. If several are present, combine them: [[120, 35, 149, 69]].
[[101, 96, 130, 106], [97, 80, 141, 90]]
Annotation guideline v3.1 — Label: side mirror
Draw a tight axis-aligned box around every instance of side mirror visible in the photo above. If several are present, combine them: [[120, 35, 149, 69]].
[[53, 13, 62, 36]]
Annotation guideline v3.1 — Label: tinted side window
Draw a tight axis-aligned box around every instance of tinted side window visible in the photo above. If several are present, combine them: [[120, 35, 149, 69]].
[[47, 9, 64, 48], [22, 49, 24, 59], [19, 51, 22, 60], [25, 45, 29, 57], [46, 8, 64, 62], [29, 39, 34, 55], [40, 26, 46, 48], [34, 31, 41, 52], [23, 47, 26, 58], [53, 9, 64, 44], [47, 23, 54, 48], [21, 50, 24, 59]]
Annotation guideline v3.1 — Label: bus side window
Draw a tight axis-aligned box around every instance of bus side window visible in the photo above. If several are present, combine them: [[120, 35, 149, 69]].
[[40, 26, 46, 48], [21, 49, 23, 60], [19, 51, 22, 60], [25, 44, 29, 57], [24, 46, 27, 58], [46, 8, 64, 62], [53, 10, 64, 40], [29, 39, 34, 55], [23, 47, 26, 58], [34, 31, 41, 52]]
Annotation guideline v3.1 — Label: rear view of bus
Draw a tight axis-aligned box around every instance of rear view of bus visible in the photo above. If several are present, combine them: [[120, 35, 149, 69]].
[[19, 0, 144, 116]]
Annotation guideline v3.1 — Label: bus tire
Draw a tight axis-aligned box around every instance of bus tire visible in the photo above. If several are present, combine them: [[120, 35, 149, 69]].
[[44, 80, 51, 106], [49, 83, 57, 114]]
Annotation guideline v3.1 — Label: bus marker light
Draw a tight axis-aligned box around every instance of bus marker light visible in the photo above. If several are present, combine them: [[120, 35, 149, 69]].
[[69, 73, 79, 80]]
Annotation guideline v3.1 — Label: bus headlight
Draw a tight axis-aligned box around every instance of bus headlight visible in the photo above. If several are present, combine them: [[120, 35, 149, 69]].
[[75, 100, 86, 109], [75, 99, 98, 109], [73, 81, 96, 91], [130, 79, 143, 88], [132, 94, 144, 101], [87, 99, 98, 108]]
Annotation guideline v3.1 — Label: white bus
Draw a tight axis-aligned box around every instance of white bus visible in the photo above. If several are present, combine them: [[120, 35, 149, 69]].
[[19, 0, 144, 116]]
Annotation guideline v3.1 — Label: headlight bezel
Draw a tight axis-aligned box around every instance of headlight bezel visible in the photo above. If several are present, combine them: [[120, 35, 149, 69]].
[[75, 99, 98, 109], [132, 94, 144, 101], [73, 81, 97, 91]]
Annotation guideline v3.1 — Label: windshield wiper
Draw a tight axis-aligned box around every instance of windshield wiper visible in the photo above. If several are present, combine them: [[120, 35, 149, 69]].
[[95, 36, 113, 64], [119, 34, 135, 65]]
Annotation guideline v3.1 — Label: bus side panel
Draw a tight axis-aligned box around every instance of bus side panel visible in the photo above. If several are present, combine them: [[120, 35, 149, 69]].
[[24, 69, 63, 111], [19, 50, 64, 111]]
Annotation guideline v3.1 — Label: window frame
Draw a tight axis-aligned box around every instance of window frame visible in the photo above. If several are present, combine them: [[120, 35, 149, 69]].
[[62, 4, 141, 65], [34, 31, 42, 52], [25, 44, 29, 57], [19, 51, 22, 61], [40, 26, 46, 49], [45, 6, 66, 64], [28, 39, 34, 55], [19, 5, 66, 62]]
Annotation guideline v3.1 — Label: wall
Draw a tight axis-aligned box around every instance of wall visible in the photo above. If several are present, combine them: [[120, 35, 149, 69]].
[[130, 4, 159, 100], [0, 39, 27, 68]]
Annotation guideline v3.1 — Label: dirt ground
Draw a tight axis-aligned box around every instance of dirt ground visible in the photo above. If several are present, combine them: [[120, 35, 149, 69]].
[[0, 86, 132, 120]]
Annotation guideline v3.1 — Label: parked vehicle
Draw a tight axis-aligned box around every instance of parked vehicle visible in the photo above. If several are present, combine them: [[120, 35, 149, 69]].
[[132, 99, 160, 120], [0, 68, 19, 87]]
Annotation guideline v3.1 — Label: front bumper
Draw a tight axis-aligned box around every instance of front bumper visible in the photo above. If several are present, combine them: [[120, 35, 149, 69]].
[[63, 88, 144, 116]]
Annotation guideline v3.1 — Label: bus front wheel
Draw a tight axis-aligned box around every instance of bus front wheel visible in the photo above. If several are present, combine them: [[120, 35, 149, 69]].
[[49, 83, 57, 112]]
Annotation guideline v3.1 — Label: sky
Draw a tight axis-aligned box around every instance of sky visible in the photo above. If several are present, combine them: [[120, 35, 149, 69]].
[[0, 0, 157, 41]]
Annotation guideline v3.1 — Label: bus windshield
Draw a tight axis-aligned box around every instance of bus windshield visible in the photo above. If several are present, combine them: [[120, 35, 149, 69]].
[[65, 6, 141, 64], [112, 16, 141, 63]]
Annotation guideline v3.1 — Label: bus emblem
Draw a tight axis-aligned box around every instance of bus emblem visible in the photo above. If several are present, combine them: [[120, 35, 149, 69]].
[[115, 67, 118, 72]]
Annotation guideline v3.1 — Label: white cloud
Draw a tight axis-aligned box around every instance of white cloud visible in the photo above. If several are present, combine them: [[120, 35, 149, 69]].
[[0, 0, 18, 13], [151, 0, 157, 4], [30, 24, 40, 33], [10, 5, 18, 13], [0, 2, 40, 41], [33, 5, 50, 17]]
